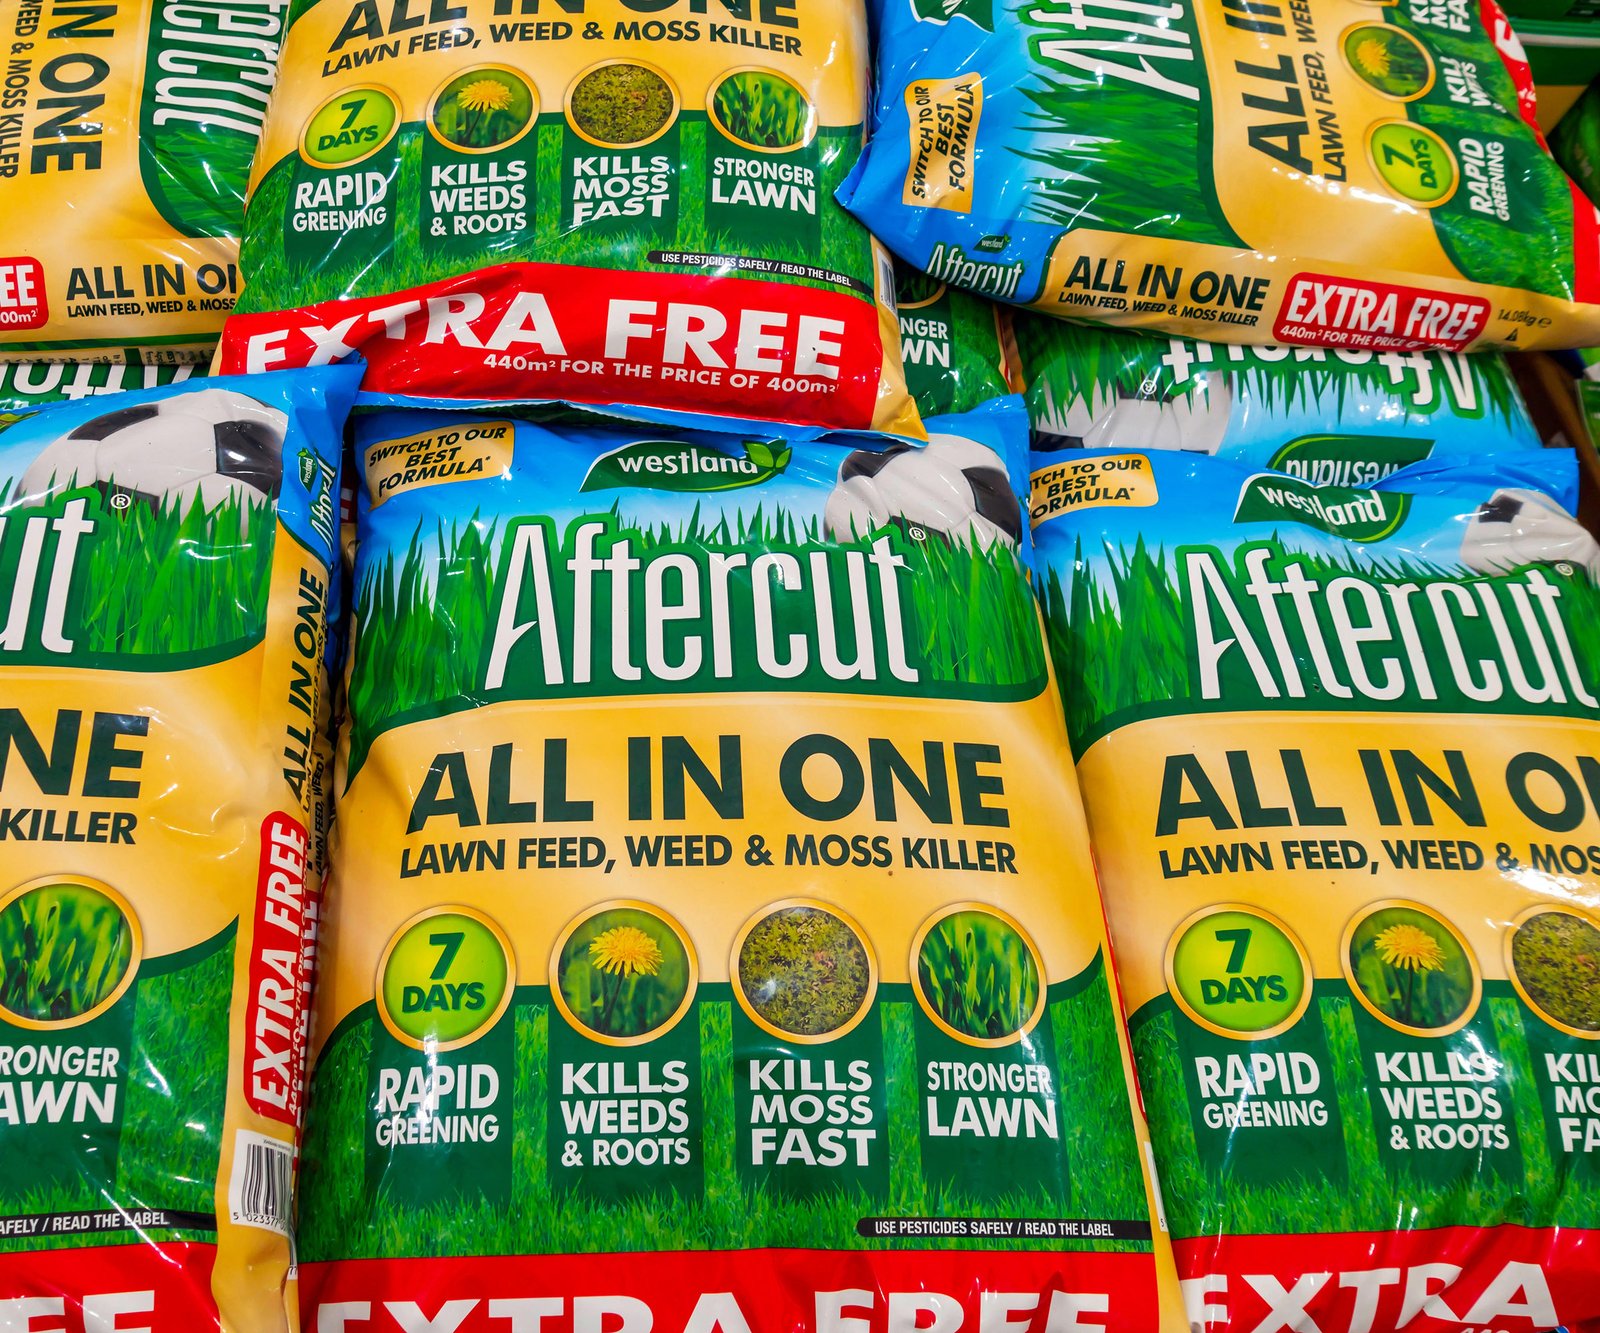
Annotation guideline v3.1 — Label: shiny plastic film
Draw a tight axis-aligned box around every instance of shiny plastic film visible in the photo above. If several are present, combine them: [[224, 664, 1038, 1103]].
[[1029, 446, 1600, 1329], [1015, 317, 1542, 474], [0, 359, 206, 412], [220, 0, 923, 437], [0, 0, 282, 362], [842, 0, 1600, 352], [300, 397, 1186, 1333], [0, 366, 358, 1332]]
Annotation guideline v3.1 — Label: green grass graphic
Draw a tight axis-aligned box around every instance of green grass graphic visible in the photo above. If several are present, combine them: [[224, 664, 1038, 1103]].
[[0, 480, 274, 665], [346, 507, 1045, 774], [1012, 76, 1237, 248], [298, 980, 1149, 1260]]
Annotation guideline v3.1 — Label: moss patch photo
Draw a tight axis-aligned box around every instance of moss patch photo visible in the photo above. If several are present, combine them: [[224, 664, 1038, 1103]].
[[554, 905, 694, 1042], [0, 880, 137, 1025], [736, 903, 874, 1039], [568, 63, 675, 146], [1346, 905, 1477, 1034], [914, 907, 1042, 1044], [1512, 910, 1600, 1033]]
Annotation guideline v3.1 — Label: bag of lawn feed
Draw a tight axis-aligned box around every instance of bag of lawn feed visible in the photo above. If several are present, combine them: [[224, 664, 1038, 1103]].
[[1016, 318, 1542, 479], [840, 0, 1600, 353], [217, 0, 921, 439], [299, 396, 1186, 1331], [0, 364, 357, 1333], [0, 0, 283, 363], [1029, 446, 1600, 1331], [895, 259, 1019, 417], [0, 360, 204, 413]]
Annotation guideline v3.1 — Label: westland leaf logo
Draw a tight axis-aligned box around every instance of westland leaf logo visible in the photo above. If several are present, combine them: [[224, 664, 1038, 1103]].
[[1268, 434, 1434, 488], [580, 439, 792, 494], [911, 0, 994, 30], [1233, 474, 1411, 543]]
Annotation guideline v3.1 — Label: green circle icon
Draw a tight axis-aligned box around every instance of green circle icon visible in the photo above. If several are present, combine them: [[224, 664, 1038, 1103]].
[[1167, 906, 1309, 1038], [378, 908, 512, 1050], [1368, 122, 1456, 206], [302, 88, 400, 168]]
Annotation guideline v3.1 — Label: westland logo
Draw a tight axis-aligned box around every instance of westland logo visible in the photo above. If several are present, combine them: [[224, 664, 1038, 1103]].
[[1233, 474, 1410, 543], [580, 439, 792, 494], [911, 0, 995, 29]]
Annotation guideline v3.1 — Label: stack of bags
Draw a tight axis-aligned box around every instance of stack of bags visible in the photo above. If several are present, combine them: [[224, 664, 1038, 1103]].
[[2, 0, 1600, 1331]]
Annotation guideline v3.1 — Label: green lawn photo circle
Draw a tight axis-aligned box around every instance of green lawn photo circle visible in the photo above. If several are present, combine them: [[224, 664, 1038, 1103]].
[[1166, 905, 1310, 1039], [567, 62, 677, 148], [912, 905, 1044, 1047], [734, 901, 876, 1042], [1343, 902, 1479, 1036], [709, 69, 814, 151], [552, 902, 696, 1045], [301, 87, 399, 168], [378, 907, 513, 1051], [0, 878, 138, 1028], [1509, 908, 1600, 1036], [1342, 24, 1434, 100], [430, 67, 537, 152]]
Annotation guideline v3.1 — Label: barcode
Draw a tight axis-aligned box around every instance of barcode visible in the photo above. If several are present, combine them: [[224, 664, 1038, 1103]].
[[228, 1130, 293, 1236], [877, 249, 898, 312]]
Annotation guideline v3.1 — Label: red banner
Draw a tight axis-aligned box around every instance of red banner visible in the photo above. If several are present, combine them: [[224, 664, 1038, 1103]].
[[0, 1243, 218, 1331], [1177, 1225, 1600, 1333], [0, 257, 47, 331], [302, 1249, 1164, 1333], [219, 264, 888, 432], [1274, 275, 1491, 353], [246, 812, 319, 1127]]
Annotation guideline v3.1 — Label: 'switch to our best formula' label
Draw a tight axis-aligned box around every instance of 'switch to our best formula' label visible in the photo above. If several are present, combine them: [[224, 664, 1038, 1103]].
[[302, 398, 1185, 1333], [0, 367, 357, 1333], [1030, 446, 1600, 1331], [221, 0, 921, 438]]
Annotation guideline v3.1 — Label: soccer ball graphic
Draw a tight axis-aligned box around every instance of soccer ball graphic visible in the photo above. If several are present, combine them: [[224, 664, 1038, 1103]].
[[18, 388, 289, 512], [824, 432, 1023, 549], [1459, 488, 1600, 584], [1034, 375, 1232, 456]]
